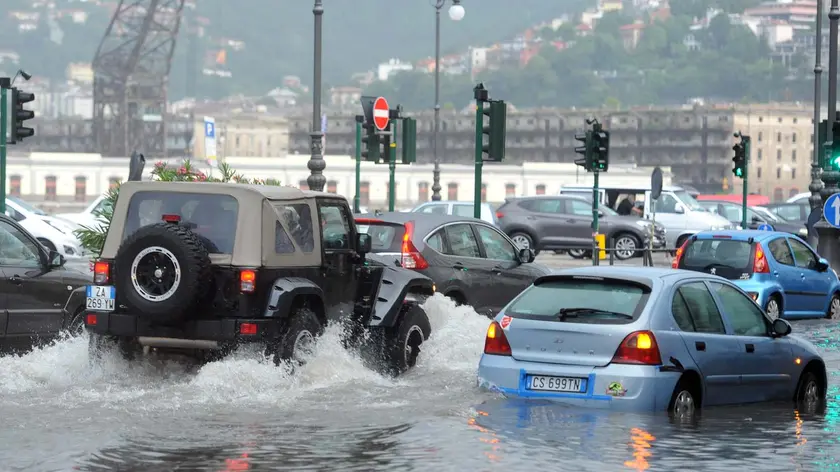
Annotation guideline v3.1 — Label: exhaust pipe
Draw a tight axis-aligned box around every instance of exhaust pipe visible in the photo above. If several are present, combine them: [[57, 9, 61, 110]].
[[137, 337, 219, 350]]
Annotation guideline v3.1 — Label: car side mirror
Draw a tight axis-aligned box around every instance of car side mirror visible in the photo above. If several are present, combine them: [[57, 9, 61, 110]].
[[674, 205, 685, 214], [771, 318, 792, 337], [816, 257, 830, 272], [597, 209, 605, 217], [48, 249, 65, 268], [751, 216, 762, 224], [518, 248, 535, 263], [356, 233, 372, 255]]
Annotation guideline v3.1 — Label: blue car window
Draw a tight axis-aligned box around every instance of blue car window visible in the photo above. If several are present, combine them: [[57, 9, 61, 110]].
[[768, 238, 794, 266], [671, 291, 696, 332], [710, 282, 770, 337], [676, 282, 725, 334], [788, 238, 817, 270]]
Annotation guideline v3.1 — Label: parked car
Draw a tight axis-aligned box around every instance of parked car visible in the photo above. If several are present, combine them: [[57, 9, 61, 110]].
[[410, 201, 498, 226], [698, 200, 807, 237], [56, 194, 111, 230], [4, 197, 86, 259], [84, 182, 435, 375], [0, 213, 90, 353], [765, 202, 809, 225], [787, 192, 810, 204], [495, 195, 666, 260], [477, 266, 826, 418], [752, 206, 790, 224], [355, 212, 548, 317], [672, 230, 840, 320]]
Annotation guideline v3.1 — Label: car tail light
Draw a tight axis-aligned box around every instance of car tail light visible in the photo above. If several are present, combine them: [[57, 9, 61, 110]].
[[753, 242, 770, 273], [401, 221, 429, 269], [86, 314, 97, 325], [495, 211, 504, 219], [671, 239, 690, 269], [611, 330, 662, 365], [161, 214, 181, 223], [93, 261, 111, 284], [240, 269, 256, 293], [484, 321, 512, 356], [239, 322, 257, 335]]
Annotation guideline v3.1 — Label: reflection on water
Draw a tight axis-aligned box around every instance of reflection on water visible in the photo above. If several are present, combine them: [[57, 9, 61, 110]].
[[625, 427, 655, 471]]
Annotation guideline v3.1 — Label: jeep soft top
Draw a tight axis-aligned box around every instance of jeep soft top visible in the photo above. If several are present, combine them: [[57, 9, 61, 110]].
[[84, 181, 434, 374]]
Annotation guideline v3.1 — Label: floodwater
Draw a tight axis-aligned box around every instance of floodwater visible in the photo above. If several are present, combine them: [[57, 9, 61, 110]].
[[2, 294, 840, 471]]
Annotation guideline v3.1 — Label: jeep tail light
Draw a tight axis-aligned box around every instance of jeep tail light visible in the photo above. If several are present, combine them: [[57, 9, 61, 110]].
[[240, 269, 256, 293], [86, 314, 97, 325], [401, 221, 429, 270], [484, 321, 512, 356], [240, 322, 257, 335], [93, 261, 111, 284], [753, 242, 770, 273], [162, 214, 181, 223], [611, 331, 662, 365], [671, 239, 690, 269]]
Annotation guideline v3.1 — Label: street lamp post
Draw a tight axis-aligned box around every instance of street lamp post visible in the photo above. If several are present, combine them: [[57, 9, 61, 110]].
[[430, 0, 465, 201], [817, 0, 840, 266], [307, 0, 326, 192], [808, 0, 824, 248]]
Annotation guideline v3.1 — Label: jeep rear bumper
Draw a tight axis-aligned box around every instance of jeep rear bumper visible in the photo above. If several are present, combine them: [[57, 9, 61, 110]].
[[84, 312, 281, 345]]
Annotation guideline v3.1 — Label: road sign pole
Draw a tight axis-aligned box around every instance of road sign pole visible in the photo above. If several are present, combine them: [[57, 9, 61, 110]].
[[474, 100, 484, 219], [0, 86, 7, 214], [742, 137, 750, 230], [388, 121, 398, 212], [353, 117, 362, 213], [592, 171, 600, 266]]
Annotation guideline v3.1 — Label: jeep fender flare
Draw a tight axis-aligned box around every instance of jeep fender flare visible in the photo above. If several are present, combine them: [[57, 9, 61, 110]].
[[64, 287, 87, 327], [367, 265, 434, 328], [263, 277, 326, 324]]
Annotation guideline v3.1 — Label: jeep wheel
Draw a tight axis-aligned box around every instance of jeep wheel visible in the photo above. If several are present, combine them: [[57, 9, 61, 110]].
[[269, 307, 323, 366], [88, 333, 143, 364], [114, 223, 212, 323], [376, 304, 431, 376]]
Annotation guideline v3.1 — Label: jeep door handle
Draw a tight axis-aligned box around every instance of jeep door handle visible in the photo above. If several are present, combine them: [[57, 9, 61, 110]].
[[745, 343, 755, 353], [695, 341, 706, 351], [7, 275, 22, 285]]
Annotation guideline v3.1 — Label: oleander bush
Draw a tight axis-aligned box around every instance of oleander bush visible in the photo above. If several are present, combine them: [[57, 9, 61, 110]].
[[74, 159, 282, 256]]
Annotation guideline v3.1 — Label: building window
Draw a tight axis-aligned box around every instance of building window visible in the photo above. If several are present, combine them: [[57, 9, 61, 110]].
[[9, 175, 21, 197], [447, 183, 458, 200], [792, 150, 797, 162], [789, 188, 799, 198], [773, 187, 783, 202], [481, 183, 487, 202], [757, 149, 763, 161], [791, 169, 796, 179], [792, 133, 797, 143], [777, 132, 782, 142], [327, 180, 337, 194], [776, 167, 781, 179], [535, 184, 546, 195], [418, 182, 429, 202], [776, 149, 782, 161], [109, 177, 121, 189], [360, 181, 370, 205], [74, 176, 87, 202], [758, 132, 763, 142], [757, 168, 762, 179], [298, 179, 309, 190], [505, 183, 516, 197], [45, 176, 57, 201]]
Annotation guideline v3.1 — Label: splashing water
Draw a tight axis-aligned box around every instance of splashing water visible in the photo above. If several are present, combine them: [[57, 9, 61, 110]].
[[0, 293, 492, 410]]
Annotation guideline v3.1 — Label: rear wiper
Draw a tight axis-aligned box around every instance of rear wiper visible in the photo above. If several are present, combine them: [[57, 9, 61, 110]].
[[553, 308, 633, 321]]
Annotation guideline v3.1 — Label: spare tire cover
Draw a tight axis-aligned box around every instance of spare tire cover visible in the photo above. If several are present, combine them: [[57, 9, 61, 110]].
[[114, 222, 212, 323]]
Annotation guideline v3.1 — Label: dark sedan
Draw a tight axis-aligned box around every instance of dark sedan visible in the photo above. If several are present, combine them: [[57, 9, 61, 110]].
[[699, 200, 808, 237], [0, 214, 90, 353], [355, 213, 549, 317]]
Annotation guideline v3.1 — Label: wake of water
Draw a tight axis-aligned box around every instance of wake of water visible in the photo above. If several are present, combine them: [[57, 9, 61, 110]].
[[0, 294, 493, 411]]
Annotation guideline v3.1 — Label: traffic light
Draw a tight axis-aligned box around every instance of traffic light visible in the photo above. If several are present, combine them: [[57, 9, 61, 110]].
[[830, 121, 840, 171], [361, 121, 380, 162], [401, 117, 417, 164], [11, 87, 35, 142], [592, 127, 610, 171], [574, 130, 593, 170], [732, 141, 746, 178], [481, 100, 506, 162]]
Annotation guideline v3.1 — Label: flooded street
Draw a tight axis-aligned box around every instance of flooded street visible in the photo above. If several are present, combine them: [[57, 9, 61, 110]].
[[2, 293, 840, 471]]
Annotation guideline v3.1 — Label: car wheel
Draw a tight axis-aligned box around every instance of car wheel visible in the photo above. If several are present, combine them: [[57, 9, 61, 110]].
[[668, 380, 698, 421], [827, 293, 840, 320], [509, 232, 533, 251], [269, 307, 322, 366], [37, 238, 57, 252], [612, 233, 640, 260], [68, 309, 86, 337], [568, 249, 588, 259], [765, 295, 782, 320], [374, 304, 431, 376], [795, 370, 826, 415]]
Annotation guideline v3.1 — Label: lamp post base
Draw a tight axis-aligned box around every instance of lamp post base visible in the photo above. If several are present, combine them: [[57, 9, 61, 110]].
[[306, 131, 326, 192], [816, 221, 840, 268], [431, 165, 441, 201]]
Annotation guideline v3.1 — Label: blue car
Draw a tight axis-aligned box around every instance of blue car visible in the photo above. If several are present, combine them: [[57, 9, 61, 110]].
[[476, 266, 826, 417], [672, 230, 840, 320]]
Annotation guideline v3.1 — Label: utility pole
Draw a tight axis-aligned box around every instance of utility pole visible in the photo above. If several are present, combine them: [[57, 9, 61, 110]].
[[574, 118, 611, 266], [353, 115, 363, 213], [0, 77, 8, 215], [472, 83, 507, 219], [817, 0, 840, 268], [809, 0, 825, 247]]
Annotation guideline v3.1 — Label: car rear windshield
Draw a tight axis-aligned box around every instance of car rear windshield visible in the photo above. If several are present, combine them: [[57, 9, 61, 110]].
[[124, 191, 238, 254], [505, 277, 650, 324], [356, 222, 405, 252], [680, 238, 754, 279]]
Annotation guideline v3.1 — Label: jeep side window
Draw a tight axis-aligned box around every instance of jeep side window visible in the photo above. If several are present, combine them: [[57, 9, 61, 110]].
[[319, 203, 351, 250], [275, 203, 314, 252]]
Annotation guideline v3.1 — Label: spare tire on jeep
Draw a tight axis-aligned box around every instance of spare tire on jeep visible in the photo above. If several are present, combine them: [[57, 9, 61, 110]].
[[113, 222, 213, 323]]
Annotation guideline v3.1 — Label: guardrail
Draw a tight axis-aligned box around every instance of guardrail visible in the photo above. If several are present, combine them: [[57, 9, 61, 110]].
[[548, 238, 677, 268]]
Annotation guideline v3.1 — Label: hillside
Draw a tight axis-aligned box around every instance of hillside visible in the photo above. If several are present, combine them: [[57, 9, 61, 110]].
[[1, 0, 591, 99]]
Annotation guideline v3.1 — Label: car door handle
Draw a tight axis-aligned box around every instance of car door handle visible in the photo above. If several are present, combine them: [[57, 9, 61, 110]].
[[695, 341, 705, 351], [492, 266, 503, 274], [745, 343, 755, 353], [566, 219, 576, 223], [526, 216, 537, 220], [773, 271, 779, 277], [8, 275, 22, 285], [453, 263, 465, 270]]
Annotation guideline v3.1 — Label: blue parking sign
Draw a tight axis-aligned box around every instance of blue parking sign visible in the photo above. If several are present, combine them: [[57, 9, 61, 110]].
[[205, 121, 215, 138]]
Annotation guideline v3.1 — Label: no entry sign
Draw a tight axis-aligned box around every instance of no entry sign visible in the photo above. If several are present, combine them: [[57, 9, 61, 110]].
[[373, 96, 390, 131]]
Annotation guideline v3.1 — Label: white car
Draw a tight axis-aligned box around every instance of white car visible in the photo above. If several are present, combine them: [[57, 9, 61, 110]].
[[786, 192, 810, 204], [5, 197, 86, 259], [410, 201, 499, 226], [56, 194, 110, 230]]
